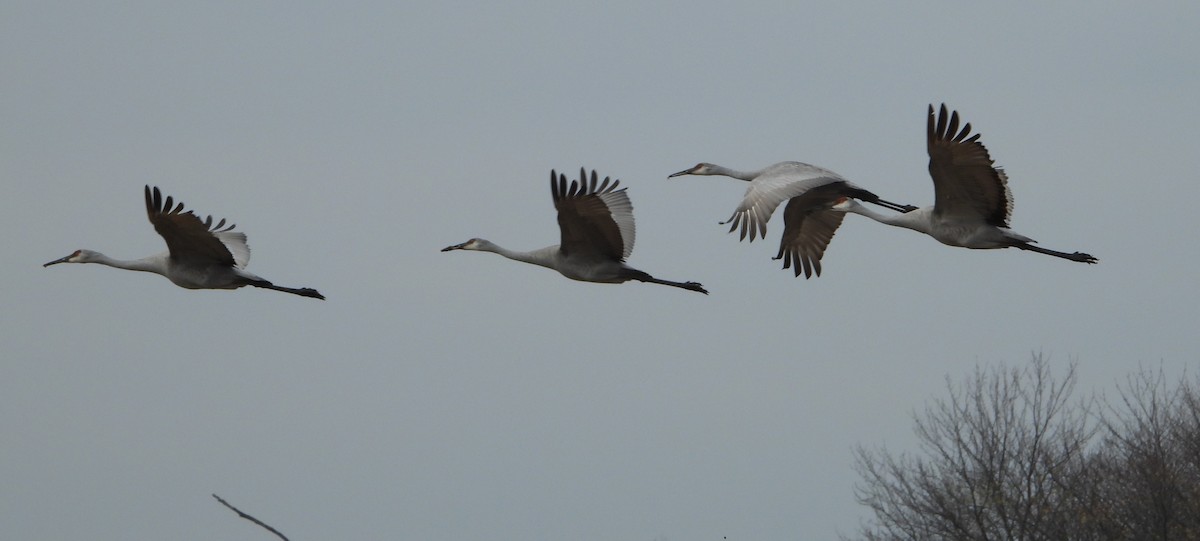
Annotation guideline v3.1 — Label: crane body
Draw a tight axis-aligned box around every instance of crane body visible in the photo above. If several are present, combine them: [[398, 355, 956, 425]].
[[45, 186, 325, 299], [669, 160, 915, 278], [442, 169, 708, 294], [833, 104, 1097, 264]]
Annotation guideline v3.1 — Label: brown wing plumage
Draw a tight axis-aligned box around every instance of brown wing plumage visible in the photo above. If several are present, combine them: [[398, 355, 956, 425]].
[[773, 187, 848, 278], [144, 185, 237, 265], [550, 169, 630, 261], [927, 104, 1013, 227]]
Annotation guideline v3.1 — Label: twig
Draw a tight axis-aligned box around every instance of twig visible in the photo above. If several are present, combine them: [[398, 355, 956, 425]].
[[212, 493, 290, 541]]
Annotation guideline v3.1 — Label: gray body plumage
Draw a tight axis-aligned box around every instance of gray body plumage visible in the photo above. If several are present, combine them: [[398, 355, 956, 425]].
[[44, 186, 325, 299], [442, 169, 707, 294], [834, 104, 1097, 264], [669, 160, 915, 278]]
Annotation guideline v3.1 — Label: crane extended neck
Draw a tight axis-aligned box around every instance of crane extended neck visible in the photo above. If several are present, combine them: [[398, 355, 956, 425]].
[[80, 251, 168, 275], [836, 200, 934, 235], [669, 163, 762, 181], [447, 239, 561, 271], [704, 164, 761, 181], [491, 244, 561, 271]]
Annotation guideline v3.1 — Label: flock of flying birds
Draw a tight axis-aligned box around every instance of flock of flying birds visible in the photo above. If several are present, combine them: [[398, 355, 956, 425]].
[[44, 105, 1098, 298]]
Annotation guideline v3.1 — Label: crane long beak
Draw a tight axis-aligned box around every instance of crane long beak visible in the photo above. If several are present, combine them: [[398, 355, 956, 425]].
[[43, 255, 72, 267], [440, 243, 466, 252], [667, 169, 692, 178]]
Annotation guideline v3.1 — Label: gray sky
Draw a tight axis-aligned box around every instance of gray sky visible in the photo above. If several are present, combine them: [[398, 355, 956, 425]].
[[3, 2, 1197, 539]]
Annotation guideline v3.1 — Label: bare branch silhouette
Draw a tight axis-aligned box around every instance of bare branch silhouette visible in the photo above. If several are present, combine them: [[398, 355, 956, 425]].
[[847, 356, 1200, 540], [212, 493, 290, 541]]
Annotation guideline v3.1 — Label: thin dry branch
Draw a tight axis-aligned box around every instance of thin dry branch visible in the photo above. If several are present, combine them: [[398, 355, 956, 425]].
[[212, 493, 290, 541]]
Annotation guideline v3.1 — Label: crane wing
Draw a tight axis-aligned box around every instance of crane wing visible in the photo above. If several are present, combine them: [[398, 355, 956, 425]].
[[927, 104, 1013, 227], [144, 186, 250, 268], [724, 162, 847, 242], [774, 185, 849, 278], [551, 169, 635, 261]]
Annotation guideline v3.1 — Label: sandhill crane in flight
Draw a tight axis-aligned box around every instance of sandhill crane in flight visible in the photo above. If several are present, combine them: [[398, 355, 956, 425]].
[[442, 168, 708, 294], [833, 104, 1098, 264], [668, 161, 916, 278], [44, 186, 325, 299]]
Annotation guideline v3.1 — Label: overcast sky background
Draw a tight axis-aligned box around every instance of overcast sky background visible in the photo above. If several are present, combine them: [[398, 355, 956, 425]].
[[3, 2, 1197, 540]]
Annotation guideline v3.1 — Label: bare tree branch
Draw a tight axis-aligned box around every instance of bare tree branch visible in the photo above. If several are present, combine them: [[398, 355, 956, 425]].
[[848, 355, 1097, 540], [212, 493, 290, 541], [847, 356, 1200, 541]]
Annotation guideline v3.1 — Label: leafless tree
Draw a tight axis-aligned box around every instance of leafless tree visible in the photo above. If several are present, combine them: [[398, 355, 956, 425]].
[[848, 355, 1097, 540], [1077, 367, 1200, 540], [847, 356, 1200, 541]]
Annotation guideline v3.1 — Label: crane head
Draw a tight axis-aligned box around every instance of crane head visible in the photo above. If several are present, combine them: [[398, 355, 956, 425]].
[[441, 238, 484, 252], [667, 163, 715, 178], [43, 249, 96, 267]]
